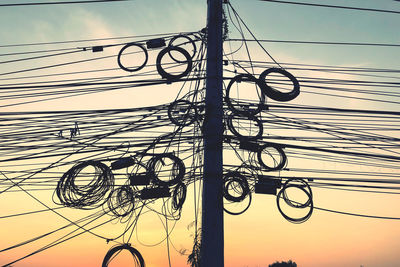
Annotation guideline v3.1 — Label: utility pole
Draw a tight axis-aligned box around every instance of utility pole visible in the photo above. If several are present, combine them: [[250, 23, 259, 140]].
[[201, 0, 224, 266]]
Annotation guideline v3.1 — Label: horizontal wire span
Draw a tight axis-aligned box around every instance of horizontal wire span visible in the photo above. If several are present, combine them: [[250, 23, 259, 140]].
[[227, 38, 400, 47], [258, 0, 400, 14]]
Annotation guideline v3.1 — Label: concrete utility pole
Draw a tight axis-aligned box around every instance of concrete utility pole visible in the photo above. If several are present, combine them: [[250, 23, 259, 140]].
[[201, 0, 224, 266]]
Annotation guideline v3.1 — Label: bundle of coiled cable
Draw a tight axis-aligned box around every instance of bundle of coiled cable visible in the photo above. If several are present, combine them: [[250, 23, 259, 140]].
[[156, 46, 193, 81], [172, 182, 187, 211], [55, 160, 114, 209], [258, 68, 300, 102], [168, 34, 198, 61], [223, 172, 250, 202], [117, 42, 149, 72], [102, 244, 145, 267], [168, 99, 198, 127], [225, 74, 265, 144], [226, 112, 263, 140], [257, 143, 287, 171], [225, 74, 265, 116], [159, 182, 188, 221], [223, 171, 252, 215], [105, 185, 136, 218], [276, 178, 313, 223], [147, 153, 186, 186]]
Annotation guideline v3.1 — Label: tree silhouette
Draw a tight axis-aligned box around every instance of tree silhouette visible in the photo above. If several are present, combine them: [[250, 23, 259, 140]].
[[269, 260, 297, 267], [187, 232, 201, 267]]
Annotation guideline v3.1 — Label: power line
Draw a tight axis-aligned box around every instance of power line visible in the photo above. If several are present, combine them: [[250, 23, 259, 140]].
[[1, 1, 399, 266], [316, 206, 400, 220], [0, 0, 130, 7], [0, 32, 188, 48], [258, 0, 400, 14], [227, 38, 400, 47]]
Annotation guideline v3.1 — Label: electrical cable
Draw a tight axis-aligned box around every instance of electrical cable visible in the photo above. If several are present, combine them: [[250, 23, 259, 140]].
[[257, 0, 400, 15]]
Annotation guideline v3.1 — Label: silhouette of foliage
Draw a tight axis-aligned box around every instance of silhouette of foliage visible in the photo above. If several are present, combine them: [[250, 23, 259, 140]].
[[269, 260, 297, 267], [187, 232, 201, 267]]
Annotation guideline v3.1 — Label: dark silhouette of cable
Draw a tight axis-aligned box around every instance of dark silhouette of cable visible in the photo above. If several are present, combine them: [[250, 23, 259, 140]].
[[0, 47, 80, 57], [258, 0, 400, 14], [315, 206, 400, 220], [0, 49, 84, 65], [0, 32, 193, 48], [227, 39, 400, 47], [0, 207, 65, 219], [0, 0, 130, 7], [228, 3, 283, 68]]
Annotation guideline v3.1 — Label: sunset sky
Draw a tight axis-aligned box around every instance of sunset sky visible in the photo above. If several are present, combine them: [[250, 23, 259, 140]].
[[0, 0, 400, 266]]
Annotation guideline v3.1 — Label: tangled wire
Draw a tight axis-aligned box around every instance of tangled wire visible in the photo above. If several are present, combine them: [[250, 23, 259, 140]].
[[105, 185, 136, 218], [102, 244, 145, 267], [55, 161, 114, 209], [276, 178, 313, 223]]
